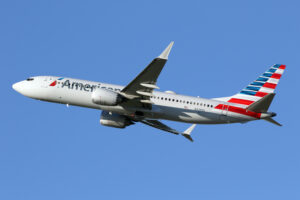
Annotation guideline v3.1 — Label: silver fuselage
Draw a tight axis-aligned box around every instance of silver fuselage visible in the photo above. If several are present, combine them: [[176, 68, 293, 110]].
[[13, 76, 271, 124]]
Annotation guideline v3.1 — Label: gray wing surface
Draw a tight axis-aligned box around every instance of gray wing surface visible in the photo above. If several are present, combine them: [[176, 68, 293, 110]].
[[120, 42, 174, 108]]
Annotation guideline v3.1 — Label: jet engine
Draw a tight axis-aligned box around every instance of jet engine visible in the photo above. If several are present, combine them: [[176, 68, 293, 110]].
[[100, 111, 134, 128], [92, 88, 123, 106]]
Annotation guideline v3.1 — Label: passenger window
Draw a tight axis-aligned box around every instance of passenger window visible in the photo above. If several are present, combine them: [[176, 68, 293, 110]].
[[187, 101, 189, 104], [176, 100, 178, 102]]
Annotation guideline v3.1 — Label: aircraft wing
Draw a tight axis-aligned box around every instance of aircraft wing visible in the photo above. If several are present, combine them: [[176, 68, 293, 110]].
[[120, 42, 174, 108], [140, 119, 196, 142]]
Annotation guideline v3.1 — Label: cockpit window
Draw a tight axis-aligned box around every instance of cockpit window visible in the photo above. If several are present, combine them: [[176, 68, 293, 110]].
[[26, 78, 34, 81]]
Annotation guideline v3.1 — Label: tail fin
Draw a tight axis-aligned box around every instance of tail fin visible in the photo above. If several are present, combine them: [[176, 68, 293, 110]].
[[216, 64, 286, 108]]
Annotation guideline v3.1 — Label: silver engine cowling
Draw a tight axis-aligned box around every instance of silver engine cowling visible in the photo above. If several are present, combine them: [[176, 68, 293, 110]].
[[92, 88, 123, 106], [100, 111, 133, 128]]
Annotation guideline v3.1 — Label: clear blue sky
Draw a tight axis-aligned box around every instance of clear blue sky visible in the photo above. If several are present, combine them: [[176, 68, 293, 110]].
[[1, 0, 299, 199]]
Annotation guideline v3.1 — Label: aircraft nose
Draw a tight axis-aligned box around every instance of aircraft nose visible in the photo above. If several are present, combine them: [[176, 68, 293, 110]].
[[12, 82, 22, 93]]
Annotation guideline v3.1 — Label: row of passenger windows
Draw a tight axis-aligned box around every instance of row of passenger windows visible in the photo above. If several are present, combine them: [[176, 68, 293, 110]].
[[150, 96, 214, 108]]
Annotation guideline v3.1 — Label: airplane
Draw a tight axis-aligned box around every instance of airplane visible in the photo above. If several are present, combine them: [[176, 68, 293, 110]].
[[12, 42, 286, 142]]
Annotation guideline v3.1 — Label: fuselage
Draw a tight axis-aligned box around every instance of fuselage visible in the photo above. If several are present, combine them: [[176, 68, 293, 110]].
[[12, 76, 271, 124]]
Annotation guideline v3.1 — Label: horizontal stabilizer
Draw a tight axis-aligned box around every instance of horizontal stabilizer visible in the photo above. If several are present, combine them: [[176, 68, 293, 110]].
[[247, 93, 275, 113], [264, 117, 282, 126]]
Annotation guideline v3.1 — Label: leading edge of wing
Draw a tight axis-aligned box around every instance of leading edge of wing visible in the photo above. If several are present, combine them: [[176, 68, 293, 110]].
[[120, 42, 174, 101], [121, 42, 174, 95]]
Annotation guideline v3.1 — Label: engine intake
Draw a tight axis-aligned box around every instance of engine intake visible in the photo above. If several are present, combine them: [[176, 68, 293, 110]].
[[100, 111, 133, 128], [92, 88, 123, 106]]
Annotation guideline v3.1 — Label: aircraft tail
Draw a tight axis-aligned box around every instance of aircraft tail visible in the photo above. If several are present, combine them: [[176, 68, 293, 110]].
[[216, 64, 286, 109], [245, 93, 282, 126]]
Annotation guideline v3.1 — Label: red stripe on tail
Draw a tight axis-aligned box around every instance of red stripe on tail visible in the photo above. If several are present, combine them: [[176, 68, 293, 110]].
[[279, 65, 286, 69], [255, 91, 268, 97], [263, 82, 276, 89], [228, 98, 254, 105], [270, 73, 282, 79]]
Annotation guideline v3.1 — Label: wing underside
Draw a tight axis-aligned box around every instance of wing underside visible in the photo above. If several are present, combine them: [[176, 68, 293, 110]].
[[140, 119, 196, 142]]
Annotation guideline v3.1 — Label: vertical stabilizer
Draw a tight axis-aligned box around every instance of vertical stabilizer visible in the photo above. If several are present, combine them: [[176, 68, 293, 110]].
[[215, 64, 286, 108]]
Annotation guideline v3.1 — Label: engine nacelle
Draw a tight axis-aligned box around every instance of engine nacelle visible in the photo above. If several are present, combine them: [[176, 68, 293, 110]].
[[100, 111, 133, 128], [92, 88, 123, 106]]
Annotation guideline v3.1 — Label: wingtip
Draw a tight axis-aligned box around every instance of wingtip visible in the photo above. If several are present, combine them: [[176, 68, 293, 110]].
[[158, 41, 174, 60], [182, 124, 196, 142]]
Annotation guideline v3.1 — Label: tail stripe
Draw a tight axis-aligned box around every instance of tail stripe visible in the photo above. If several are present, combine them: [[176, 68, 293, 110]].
[[271, 73, 282, 79], [246, 86, 260, 91], [225, 64, 286, 106], [259, 87, 274, 93], [228, 98, 254, 105], [250, 82, 264, 86], [262, 73, 272, 77], [273, 64, 280, 68], [255, 91, 268, 97], [263, 82, 277, 89], [267, 68, 277, 73], [257, 77, 268, 82], [240, 90, 256, 95], [279, 65, 286, 69], [267, 78, 279, 84]]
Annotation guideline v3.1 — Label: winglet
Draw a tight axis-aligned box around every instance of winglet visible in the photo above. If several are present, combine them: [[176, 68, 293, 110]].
[[158, 41, 174, 60], [181, 124, 196, 142]]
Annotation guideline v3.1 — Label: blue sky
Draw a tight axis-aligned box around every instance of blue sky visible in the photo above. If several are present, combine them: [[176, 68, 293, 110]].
[[1, 0, 299, 199]]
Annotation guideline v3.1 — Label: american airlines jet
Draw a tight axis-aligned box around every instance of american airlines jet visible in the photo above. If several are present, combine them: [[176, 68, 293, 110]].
[[12, 42, 285, 141]]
